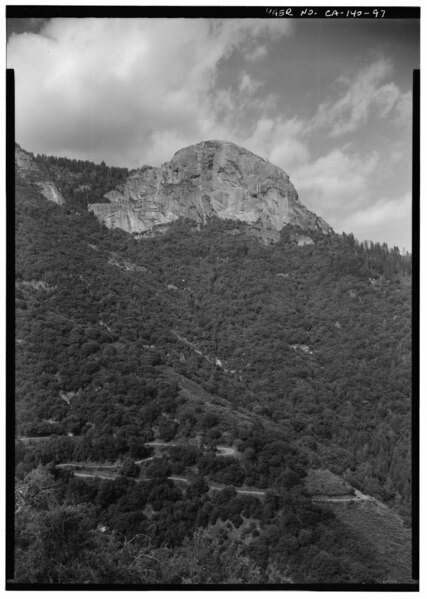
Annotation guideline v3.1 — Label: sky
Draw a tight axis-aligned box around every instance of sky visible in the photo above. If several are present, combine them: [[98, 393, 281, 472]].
[[7, 15, 419, 251]]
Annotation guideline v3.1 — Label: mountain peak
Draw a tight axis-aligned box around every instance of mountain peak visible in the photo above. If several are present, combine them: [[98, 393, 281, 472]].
[[89, 140, 332, 242], [172, 139, 279, 168], [14, 140, 332, 242]]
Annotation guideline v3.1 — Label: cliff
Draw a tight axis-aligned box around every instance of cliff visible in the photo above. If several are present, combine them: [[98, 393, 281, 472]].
[[15, 144, 65, 205], [89, 140, 332, 242]]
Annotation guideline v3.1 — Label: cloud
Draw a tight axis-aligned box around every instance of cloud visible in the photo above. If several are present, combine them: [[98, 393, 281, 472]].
[[339, 192, 411, 251], [393, 90, 412, 125], [238, 72, 262, 95], [289, 146, 410, 250], [308, 58, 411, 137], [245, 45, 268, 62], [229, 57, 412, 250], [241, 117, 310, 172], [342, 192, 411, 230], [292, 147, 379, 218], [7, 18, 293, 167]]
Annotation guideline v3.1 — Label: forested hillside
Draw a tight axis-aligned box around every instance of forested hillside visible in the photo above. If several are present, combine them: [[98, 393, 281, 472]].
[[33, 152, 129, 209], [13, 157, 413, 585]]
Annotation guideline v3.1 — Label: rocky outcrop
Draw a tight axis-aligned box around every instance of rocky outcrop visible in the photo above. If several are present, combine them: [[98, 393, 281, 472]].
[[90, 140, 332, 242], [295, 234, 315, 247], [15, 144, 40, 177], [15, 144, 65, 205], [36, 181, 65, 206]]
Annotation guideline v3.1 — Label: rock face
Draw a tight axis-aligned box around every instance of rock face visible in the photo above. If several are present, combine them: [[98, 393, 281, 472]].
[[36, 181, 65, 206], [90, 140, 332, 241], [15, 144, 40, 177], [15, 144, 65, 205]]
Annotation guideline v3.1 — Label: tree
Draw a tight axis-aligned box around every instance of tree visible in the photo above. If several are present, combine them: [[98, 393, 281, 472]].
[[158, 416, 178, 442], [146, 459, 172, 481], [163, 527, 262, 584], [15, 464, 59, 512], [187, 475, 209, 498], [120, 457, 140, 478]]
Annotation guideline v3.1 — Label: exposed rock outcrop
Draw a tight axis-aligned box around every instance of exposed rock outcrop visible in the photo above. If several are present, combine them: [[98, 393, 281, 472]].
[[37, 181, 65, 206], [15, 144, 40, 177], [15, 144, 64, 205], [296, 235, 315, 247], [90, 140, 333, 242]]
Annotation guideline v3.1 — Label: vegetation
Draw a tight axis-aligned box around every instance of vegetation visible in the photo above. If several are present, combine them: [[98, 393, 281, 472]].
[[34, 153, 129, 209], [12, 154, 413, 585]]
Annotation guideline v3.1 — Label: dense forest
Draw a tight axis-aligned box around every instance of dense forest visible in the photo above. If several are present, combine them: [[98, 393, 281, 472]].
[[12, 153, 414, 585], [33, 152, 129, 209]]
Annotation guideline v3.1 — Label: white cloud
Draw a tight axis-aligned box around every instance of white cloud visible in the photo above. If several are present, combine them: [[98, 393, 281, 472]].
[[241, 117, 310, 172], [374, 82, 401, 118], [239, 72, 262, 95], [290, 147, 410, 250], [309, 58, 411, 137], [339, 192, 411, 251], [8, 18, 293, 167], [292, 148, 379, 218], [393, 90, 413, 125], [245, 45, 268, 62], [343, 192, 411, 230]]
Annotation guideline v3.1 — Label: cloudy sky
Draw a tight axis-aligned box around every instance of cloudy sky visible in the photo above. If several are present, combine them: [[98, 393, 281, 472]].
[[7, 16, 418, 251]]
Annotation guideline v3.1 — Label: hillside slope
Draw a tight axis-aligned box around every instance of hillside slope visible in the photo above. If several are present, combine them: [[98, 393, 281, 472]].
[[13, 148, 414, 585]]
